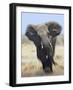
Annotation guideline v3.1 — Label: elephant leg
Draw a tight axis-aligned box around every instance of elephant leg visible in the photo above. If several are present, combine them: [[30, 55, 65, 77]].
[[42, 63, 53, 73], [47, 56, 53, 72], [42, 64, 50, 73], [49, 60, 53, 72]]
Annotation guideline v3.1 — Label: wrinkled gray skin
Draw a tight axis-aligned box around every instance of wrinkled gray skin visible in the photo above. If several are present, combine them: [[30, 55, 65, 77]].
[[25, 22, 62, 72]]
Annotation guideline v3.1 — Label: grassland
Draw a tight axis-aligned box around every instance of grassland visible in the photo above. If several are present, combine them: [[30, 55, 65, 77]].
[[21, 38, 64, 77]]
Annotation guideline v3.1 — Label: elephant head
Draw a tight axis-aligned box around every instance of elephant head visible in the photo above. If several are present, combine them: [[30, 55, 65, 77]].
[[25, 22, 62, 57]]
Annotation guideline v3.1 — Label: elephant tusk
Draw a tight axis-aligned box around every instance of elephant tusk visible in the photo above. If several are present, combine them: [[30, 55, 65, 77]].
[[46, 55, 48, 59], [48, 40, 53, 54], [41, 42, 44, 49]]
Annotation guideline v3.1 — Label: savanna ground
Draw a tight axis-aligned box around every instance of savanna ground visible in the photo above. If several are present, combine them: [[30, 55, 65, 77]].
[[21, 37, 64, 77]]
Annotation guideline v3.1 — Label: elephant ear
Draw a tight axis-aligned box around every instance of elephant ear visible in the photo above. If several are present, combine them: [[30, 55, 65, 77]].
[[45, 22, 62, 37], [26, 24, 37, 32], [25, 24, 38, 40]]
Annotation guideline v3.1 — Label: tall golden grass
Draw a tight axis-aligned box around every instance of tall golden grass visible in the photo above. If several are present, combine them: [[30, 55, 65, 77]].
[[21, 37, 64, 77]]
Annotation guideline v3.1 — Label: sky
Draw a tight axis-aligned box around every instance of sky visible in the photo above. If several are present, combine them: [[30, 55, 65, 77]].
[[21, 12, 64, 35]]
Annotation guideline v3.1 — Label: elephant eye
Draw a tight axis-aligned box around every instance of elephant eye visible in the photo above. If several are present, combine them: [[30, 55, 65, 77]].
[[53, 29, 57, 31], [30, 32, 34, 35], [47, 33, 52, 38]]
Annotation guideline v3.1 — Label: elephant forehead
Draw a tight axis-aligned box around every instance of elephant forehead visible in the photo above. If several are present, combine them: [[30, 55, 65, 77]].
[[36, 24, 49, 35], [36, 24, 48, 31]]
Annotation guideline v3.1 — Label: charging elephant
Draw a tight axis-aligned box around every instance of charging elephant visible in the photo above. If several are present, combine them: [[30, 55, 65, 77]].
[[25, 22, 62, 73]]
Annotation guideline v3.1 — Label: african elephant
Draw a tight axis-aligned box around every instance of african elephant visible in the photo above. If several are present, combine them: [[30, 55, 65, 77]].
[[25, 22, 62, 72]]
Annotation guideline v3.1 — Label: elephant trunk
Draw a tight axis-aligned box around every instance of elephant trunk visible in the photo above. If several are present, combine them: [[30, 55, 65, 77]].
[[41, 36, 53, 56]]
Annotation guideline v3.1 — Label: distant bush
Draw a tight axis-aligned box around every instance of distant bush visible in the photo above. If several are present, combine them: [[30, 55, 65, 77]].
[[21, 35, 32, 44], [56, 35, 64, 46]]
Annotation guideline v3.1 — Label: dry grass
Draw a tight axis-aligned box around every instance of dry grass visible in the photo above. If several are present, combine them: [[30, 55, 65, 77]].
[[21, 41, 64, 77]]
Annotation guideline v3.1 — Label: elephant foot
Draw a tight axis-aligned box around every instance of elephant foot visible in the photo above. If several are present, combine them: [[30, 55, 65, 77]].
[[43, 66, 53, 73]]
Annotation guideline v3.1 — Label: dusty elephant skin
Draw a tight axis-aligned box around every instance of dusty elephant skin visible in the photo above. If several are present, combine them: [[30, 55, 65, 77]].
[[25, 22, 62, 73]]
